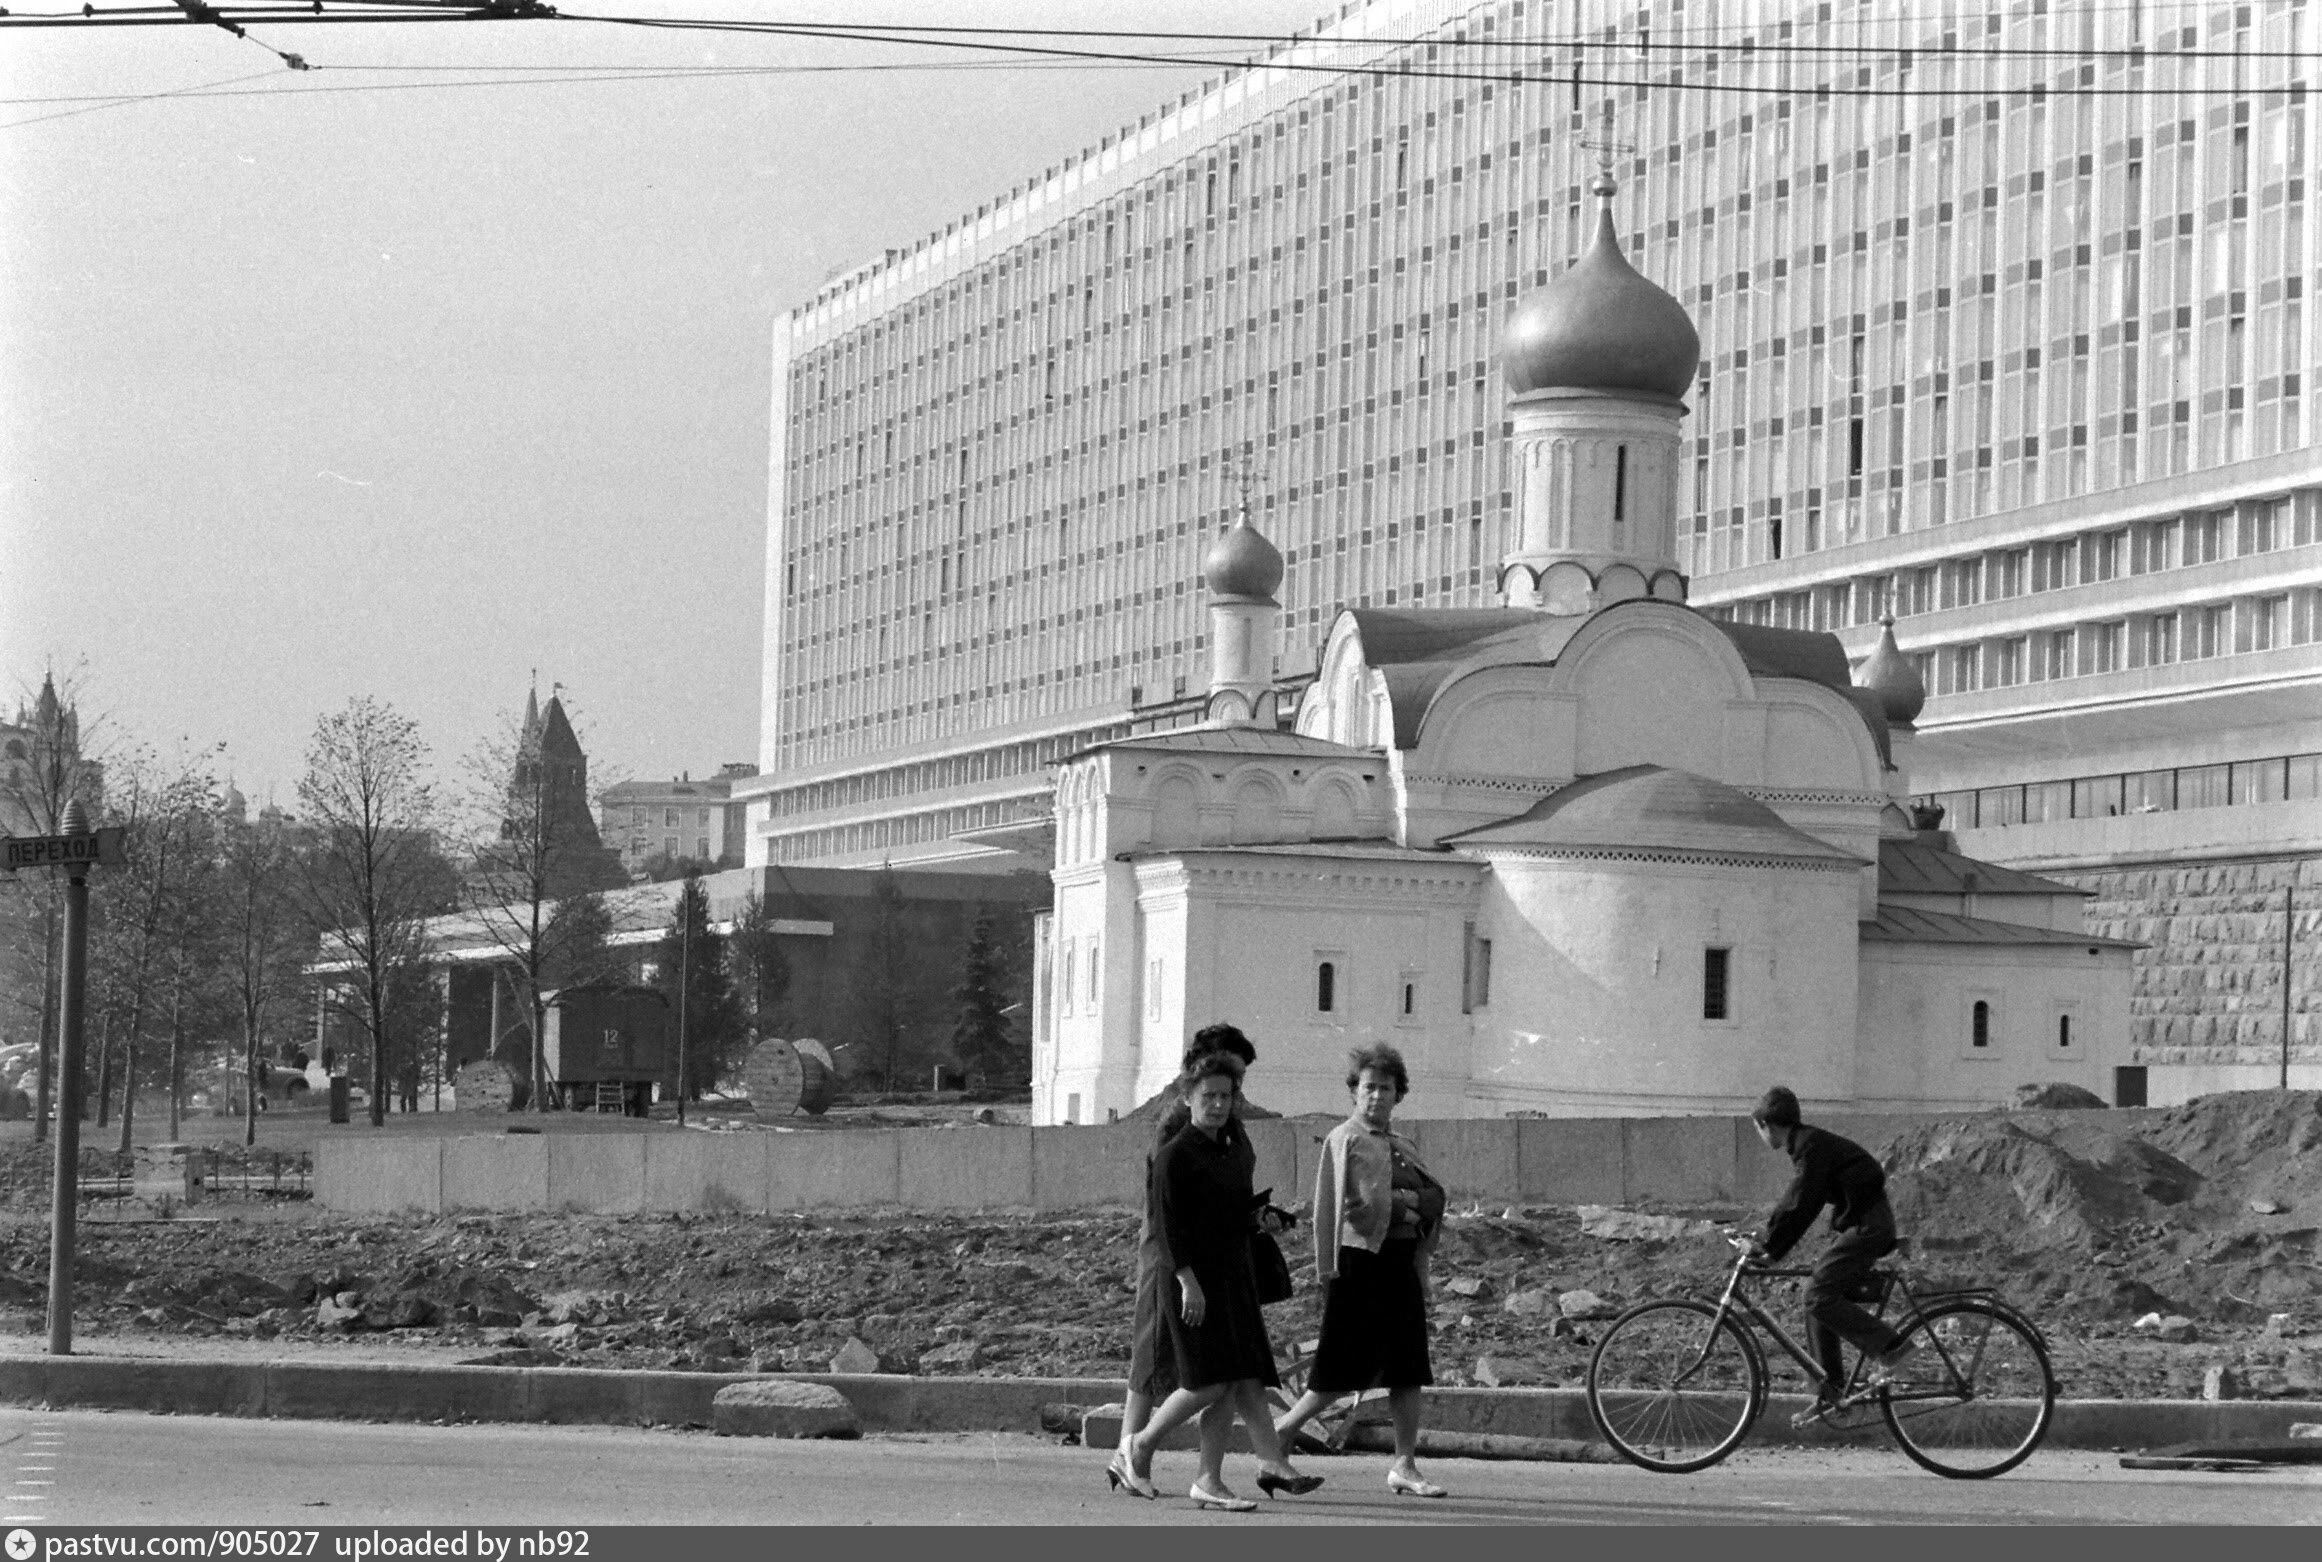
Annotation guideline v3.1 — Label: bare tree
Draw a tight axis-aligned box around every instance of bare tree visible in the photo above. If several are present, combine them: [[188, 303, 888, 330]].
[[0, 666, 108, 1143], [460, 699, 628, 1111], [82, 748, 217, 1152], [216, 803, 308, 1145], [292, 697, 440, 1129]]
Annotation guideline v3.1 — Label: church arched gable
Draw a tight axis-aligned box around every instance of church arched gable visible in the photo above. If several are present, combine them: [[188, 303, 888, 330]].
[[1543, 603, 1758, 780], [1759, 684, 1885, 795], [1409, 665, 1578, 782], [1144, 763, 1206, 849], [1224, 768, 1288, 845]]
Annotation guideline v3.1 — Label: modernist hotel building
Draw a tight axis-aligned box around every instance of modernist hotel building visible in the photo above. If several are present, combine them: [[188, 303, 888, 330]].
[[744, 0, 2320, 1076]]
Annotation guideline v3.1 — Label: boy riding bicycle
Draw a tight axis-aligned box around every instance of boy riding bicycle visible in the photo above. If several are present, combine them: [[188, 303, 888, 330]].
[[1747, 1086, 1919, 1421]]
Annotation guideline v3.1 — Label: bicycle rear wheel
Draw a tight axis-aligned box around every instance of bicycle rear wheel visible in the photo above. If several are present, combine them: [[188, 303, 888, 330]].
[[1879, 1298, 2055, 1479], [1586, 1299, 1766, 1473]]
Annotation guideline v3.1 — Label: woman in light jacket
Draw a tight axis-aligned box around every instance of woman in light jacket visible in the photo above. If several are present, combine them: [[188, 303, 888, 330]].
[[1273, 1042, 1449, 1498]]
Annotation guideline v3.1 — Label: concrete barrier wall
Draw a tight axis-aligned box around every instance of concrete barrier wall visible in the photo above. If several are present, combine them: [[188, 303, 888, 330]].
[[317, 1111, 1957, 1217]]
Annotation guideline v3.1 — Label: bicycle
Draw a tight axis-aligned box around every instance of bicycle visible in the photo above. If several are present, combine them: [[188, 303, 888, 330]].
[[1585, 1234, 2056, 1479]]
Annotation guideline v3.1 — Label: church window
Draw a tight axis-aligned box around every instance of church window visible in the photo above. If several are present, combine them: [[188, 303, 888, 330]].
[[1461, 924, 1491, 1012], [1702, 947, 1733, 1020], [1971, 999, 1992, 1049], [1315, 958, 1339, 1014], [1613, 445, 1628, 523]]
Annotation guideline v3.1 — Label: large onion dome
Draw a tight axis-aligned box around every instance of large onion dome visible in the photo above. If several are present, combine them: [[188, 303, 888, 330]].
[[1202, 511, 1283, 603], [1504, 177, 1700, 400]]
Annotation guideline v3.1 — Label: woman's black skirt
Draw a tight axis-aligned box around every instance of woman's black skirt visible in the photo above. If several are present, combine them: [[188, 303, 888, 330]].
[[1307, 1239, 1433, 1393], [1126, 1232, 1176, 1397]]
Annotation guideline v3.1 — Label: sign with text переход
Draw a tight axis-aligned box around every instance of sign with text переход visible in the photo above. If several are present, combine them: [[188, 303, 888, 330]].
[[2, 828, 126, 872]]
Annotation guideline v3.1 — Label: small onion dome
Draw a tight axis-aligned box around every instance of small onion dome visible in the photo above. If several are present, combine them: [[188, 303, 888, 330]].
[[1855, 615, 1927, 726], [1202, 511, 1284, 603], [1504, 178, 1700, 400]]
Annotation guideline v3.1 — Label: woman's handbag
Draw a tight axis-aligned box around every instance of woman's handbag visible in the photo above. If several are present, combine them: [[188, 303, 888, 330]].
[[1250, 1230, 1295, 1305]]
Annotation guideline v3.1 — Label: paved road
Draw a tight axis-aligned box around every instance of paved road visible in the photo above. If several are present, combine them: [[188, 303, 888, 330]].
[[3, 1409, 2315, 1527]]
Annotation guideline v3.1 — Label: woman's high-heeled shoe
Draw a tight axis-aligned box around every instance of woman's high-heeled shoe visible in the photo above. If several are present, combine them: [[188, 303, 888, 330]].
[[1188, 1483, 1257, 1512], [1107, 1450, 1158, 1499], [1255, 1468, 1325, 1498], [1386, 1468, 1448, 1499]]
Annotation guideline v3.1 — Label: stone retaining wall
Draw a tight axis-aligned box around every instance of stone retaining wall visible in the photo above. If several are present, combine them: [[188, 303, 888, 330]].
[[2061, 854, 2321, 1067], [317, 1110, 1958, 1216]]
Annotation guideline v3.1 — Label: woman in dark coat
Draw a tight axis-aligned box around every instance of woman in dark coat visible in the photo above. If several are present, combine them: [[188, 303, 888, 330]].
[[1113, 1050, 1320, 1510], [1118, 1026, 1258, 1466]]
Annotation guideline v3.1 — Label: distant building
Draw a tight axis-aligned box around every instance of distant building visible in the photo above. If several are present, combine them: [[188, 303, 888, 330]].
[[0, 672, 102, 837], [600, 762, 759, 876]]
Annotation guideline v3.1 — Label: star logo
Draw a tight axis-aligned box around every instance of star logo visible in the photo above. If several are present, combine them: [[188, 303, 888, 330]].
[[6, 1527, 37, 1559]]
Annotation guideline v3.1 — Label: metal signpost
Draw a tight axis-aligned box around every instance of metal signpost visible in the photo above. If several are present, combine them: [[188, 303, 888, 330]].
[[2, 804, 126, 1354]]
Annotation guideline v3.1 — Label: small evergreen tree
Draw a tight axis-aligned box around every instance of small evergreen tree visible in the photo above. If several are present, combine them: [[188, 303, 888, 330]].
[[654, 874, 743, 1099], [950, 913, 1020, 1090]]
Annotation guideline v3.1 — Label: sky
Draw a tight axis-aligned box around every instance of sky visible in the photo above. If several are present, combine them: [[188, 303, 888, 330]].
[[0, 0, 1327, 808]]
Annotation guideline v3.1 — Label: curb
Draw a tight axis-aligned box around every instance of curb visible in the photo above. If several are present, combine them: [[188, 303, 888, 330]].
[[2, 1357, 2317, 1455]]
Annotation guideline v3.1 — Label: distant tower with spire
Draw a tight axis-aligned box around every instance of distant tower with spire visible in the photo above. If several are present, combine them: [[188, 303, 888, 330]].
[[504, 681, 629, 897], [2, 670, 103, 836]]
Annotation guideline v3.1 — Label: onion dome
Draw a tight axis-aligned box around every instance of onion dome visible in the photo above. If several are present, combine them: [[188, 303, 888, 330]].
[[1855, 615, 1927, 727], [1202, 510, 1283, 603], [1504, 176, 1700, 400]]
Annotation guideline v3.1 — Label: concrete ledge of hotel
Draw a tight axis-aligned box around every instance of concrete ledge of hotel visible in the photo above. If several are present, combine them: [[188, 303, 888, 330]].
[[2, 1356, 2316, 1457]]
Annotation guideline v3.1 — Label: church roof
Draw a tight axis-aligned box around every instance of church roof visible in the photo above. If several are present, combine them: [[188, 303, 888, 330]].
[[1443, 765, 1865, 864], [538, 696, 584, 758], [1089, 727, 1377, 762], [1861, 906, 2137, 948], [1330, 603, 1879, 754], [1878, 839, 2092, 897]]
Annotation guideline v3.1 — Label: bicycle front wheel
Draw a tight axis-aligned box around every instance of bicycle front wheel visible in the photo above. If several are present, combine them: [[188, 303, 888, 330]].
[[1879, 1299, 2056, 1479], [1586, 1299, 1766, 1473]]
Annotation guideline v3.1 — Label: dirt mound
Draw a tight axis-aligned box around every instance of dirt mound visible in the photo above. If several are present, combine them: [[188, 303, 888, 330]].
[[1879, 1091, 2322, 1332]]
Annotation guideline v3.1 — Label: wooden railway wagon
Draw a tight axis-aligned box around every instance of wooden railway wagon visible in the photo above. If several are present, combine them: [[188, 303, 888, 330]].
[[542, 985, 670, 1115]]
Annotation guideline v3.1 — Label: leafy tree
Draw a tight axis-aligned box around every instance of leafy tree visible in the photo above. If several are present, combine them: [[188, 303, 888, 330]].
[[653, 873, 743, 1100], [729, 889, 792, 1031], [292, 696, 444, 1128], [638, 850, 720, 884], [950, 913, 1022, 1090]]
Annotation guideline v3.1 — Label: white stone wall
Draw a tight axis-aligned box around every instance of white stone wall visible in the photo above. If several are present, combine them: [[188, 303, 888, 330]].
[[1464, 852, 1863, 1115], [1855, 940, 2135, 1109]]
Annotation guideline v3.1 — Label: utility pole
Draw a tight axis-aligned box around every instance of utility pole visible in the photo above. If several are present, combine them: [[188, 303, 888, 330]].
[[4, 801, 125, 1356], [2283, 881, 2297, 1091], [675, 883, 692, 1127]]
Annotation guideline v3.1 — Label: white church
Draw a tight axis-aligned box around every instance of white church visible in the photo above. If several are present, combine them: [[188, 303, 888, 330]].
[[1030, 175, 2136, 1125]]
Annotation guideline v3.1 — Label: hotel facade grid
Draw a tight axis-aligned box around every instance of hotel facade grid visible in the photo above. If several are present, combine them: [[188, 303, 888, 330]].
[[746, 0, 2320, 1072]]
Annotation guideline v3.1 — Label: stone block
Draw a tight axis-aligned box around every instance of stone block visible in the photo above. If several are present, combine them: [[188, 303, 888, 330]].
[[317, 1138, 440, 1214], [547, 1134, 644, 1214], [900, 1127, 1032, 1210], [642, 1133, 769, 1213], [770, 1129, 900, 1210], [1030, 1121, 1146, 1210], [442, 1134, 548, 1213], [1515, 1116, 1622, 1205], [1242, 1118, 1300, 1209], [712, 1379, 860, 1439], [1408, 1118, 1518, 1203], [1624, 1116, 1744, 1205]]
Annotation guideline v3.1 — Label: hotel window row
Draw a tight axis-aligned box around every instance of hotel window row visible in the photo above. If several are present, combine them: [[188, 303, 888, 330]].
[[764, 0, 2317, 861]]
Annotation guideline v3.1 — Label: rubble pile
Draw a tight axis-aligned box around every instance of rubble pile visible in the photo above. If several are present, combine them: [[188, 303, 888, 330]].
[[0, 1091, 2311, 1402]]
